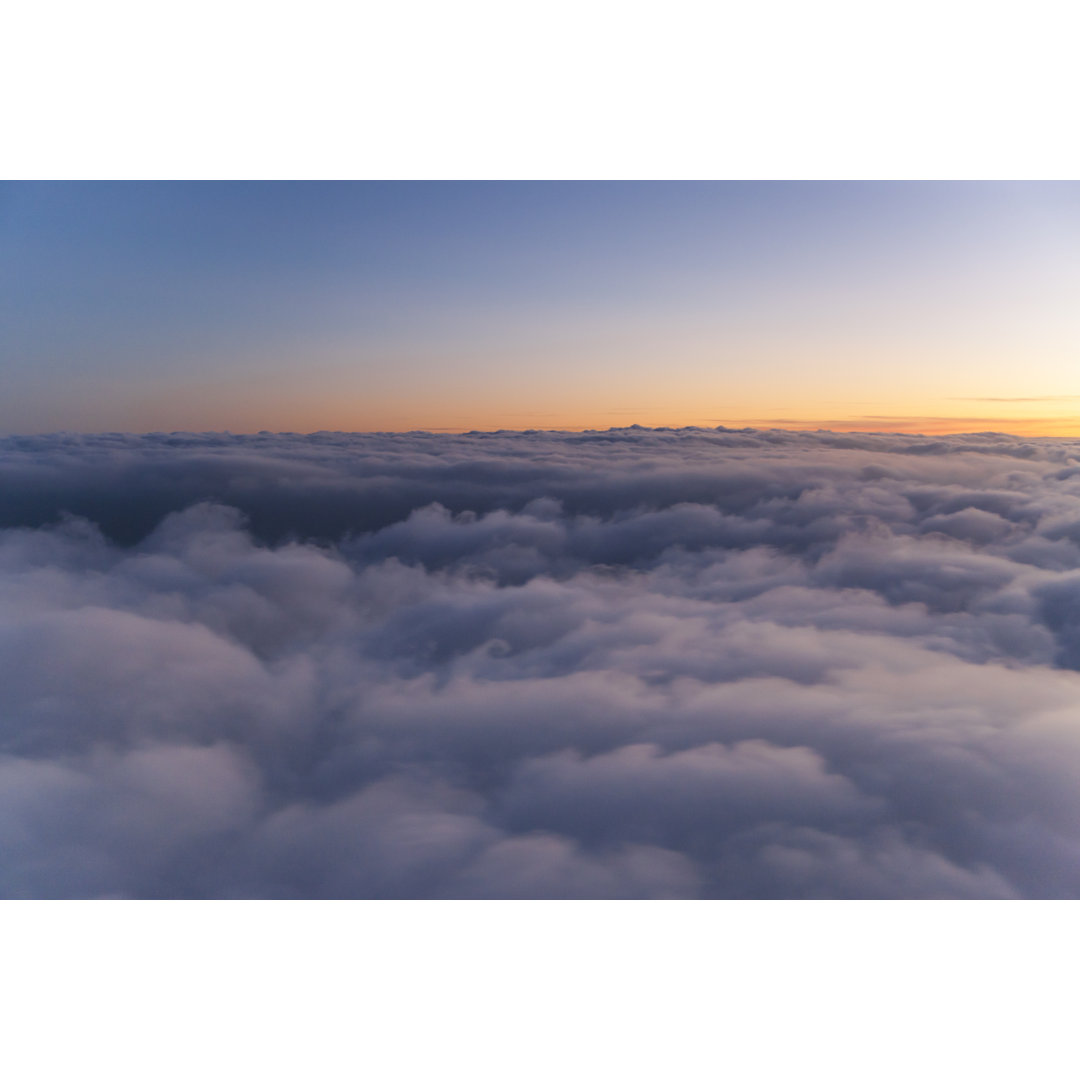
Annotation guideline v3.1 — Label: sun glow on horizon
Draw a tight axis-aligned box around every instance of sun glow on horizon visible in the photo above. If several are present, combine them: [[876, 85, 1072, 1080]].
[[2, 181, 1078, 436]]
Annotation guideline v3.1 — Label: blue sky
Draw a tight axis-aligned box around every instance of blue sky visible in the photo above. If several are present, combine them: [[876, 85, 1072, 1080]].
[[2, 181, 1078, 433]]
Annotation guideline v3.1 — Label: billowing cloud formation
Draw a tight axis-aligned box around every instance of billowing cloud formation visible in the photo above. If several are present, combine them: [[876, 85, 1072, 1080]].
[[5, 426, 1080, 897]]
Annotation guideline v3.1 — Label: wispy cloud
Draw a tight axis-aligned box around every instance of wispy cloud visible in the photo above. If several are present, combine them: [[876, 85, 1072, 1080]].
[[714, 415, 1080, 436], [947, 396, 1080, 403]]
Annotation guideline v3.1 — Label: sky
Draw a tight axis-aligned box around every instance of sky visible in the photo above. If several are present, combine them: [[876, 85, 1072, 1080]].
[[2, 181, 1079, 435]]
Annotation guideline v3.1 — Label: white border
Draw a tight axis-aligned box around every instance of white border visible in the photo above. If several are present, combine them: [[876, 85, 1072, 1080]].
[[2, 901, 1074, 1078], [4, 1, 1080, 179]]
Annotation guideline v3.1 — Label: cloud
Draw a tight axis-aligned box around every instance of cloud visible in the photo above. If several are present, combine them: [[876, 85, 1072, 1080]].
[[948, 396, 1080, 403], [4, 426, 1080, 896]]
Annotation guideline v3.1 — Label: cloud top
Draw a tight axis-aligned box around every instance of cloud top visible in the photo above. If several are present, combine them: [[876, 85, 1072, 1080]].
[[4, 427, 1080, 897]]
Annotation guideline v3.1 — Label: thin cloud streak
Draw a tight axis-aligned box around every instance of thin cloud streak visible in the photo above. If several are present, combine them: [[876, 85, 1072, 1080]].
[[724, 417, 1080, 436], [947, 396, 1080, 403]]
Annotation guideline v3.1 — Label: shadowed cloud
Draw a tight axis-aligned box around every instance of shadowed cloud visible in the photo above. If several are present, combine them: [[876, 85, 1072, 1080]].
[[4, 426, 1080, 896]]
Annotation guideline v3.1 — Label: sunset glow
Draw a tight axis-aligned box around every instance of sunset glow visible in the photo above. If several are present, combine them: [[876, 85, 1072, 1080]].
[[3, 181, 1078, 436]]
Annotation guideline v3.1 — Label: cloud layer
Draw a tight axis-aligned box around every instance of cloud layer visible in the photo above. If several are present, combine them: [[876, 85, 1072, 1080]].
[[5, 426, 1080, 897]]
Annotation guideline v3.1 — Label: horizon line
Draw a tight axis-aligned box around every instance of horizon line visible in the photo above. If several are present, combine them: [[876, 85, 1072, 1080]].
[[7, 422, 1080, 440]]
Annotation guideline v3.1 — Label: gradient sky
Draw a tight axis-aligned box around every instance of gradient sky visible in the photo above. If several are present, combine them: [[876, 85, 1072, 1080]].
[[2, 181, 1078, 434]]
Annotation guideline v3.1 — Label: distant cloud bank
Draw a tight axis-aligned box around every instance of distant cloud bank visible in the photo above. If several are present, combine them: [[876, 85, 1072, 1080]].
[[4, 427, 1080, 897]]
